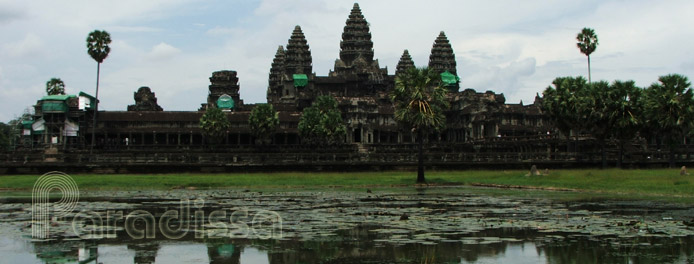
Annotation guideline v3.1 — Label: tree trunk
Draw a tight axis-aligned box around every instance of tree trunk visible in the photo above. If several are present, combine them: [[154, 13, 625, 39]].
[[587, 55, 591, 83], [617, 139, 624, 169], [669, 135, 676, 168], [90, 62, 101, 155], [600, 139, 606, 169], [417, 129, 425, 183]]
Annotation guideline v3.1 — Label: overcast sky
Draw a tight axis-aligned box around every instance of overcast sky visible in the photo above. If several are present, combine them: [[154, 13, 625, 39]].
[[1, 0, 693, 122]]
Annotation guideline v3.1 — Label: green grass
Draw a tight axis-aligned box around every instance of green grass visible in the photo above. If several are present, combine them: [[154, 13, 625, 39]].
[[1, 169, 692, 202]]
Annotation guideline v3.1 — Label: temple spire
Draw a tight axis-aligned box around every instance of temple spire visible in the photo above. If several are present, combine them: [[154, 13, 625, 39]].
[[333, 2, 378, 76], [339, 3, 373, 64], [396, 49, 415, 76], [284, 25, 312, 75], [428, 31, 457, 76], [267, 46, 285, 104]]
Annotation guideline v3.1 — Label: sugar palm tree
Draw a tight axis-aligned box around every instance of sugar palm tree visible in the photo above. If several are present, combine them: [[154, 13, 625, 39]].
[[643, 74, 693, 167], [608, 80, 643, 168], [542, 76, 591, 159], [576, 28, 598, 83], [86, 30, 111, 152], [391, 67, 448, 183], [46, 78, 66, 95]]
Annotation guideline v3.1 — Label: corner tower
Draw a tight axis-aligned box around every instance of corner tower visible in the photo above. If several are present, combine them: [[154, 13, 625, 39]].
[[267, 46, 285, 104]]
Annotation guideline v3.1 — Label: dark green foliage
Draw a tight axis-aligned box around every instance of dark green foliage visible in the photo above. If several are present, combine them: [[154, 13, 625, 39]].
[[46, 78, 66, 95], [643, 74, 693, 167], [298, 95, 346, 145], [249, 103, 279, 143], [391, 67, 449, 183], [541, 76, 590, 139], [543, 76, 647, 168], [200, 106, 231, 145], [391, 67, 449, 131], [86, 30, 111, 63], [643, 74, 693, 135]]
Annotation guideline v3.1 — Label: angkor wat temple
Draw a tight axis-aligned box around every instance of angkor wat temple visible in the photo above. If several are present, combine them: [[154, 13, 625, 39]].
[[2, 3, 680, 173]]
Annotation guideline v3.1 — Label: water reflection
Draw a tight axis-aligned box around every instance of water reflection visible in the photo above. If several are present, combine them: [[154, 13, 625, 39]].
[[3, 188, 694, 263], [4, 226, 691, 263]]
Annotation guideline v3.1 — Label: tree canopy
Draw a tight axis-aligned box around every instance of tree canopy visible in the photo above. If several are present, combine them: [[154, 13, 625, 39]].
[[249, 103, 279, 144], [298, 95, 346, 145], [87, 30, 112, 63], [391, 67, 449, 132], [46, 78, 66, 95], [199, 106, 231, 145]]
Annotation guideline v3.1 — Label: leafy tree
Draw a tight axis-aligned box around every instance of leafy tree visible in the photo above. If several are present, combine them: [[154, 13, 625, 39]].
[[584, 80, 612, 168], [608, 80, 643, 167], [391, 67, 449, 183], [577, 28, 598, 83], [86, 29, 111, 152], [541, 76, 591, 156], [46, 78, 66, 95], [199, 106, 230, 145], [298, 95, 346, 145], [643, 74, 693, 167], [249, 103, 279, 144]]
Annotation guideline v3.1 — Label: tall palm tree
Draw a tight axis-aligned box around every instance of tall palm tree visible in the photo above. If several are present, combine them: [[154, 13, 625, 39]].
[[86, 30, 111, 152], [576, 28, 598, 83], [391, 67, 448, 183], [643, 74, 693, 167], [542, 77, 590, 151], [608, 80, 643, 168]]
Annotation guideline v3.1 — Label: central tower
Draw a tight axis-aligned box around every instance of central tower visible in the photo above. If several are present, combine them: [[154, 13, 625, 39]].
[[332, 3, 382, 77]]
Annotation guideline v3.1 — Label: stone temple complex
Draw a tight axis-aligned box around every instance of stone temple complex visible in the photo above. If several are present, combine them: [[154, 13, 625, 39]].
[[3, 3, 668, 173]]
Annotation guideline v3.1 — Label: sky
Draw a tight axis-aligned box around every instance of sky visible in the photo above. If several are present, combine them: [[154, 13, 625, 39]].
[[1, 0, 693, 122]]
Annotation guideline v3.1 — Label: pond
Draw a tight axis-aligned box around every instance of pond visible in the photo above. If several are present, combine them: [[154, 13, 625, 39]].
[[1, 187, 693, 263]]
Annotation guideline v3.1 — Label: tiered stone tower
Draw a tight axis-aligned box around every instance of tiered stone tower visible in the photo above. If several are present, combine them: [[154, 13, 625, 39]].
[[428, 31, 457, 76], [267, 46, 285, 104], [284, 25, 312, 75], [204, 70, 241, 110], [428, 31, 458, 90], [332, 3, 386, 78], [395, 49, 415, 76]]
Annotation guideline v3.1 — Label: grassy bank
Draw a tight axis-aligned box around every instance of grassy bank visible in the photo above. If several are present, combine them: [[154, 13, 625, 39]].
[[0, 169, 691, 200]]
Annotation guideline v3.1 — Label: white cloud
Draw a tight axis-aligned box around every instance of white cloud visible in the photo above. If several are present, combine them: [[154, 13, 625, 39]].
[[2, 33, 42, 58], [147, 42, 181, 61], [2, 0, 694, 122]]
